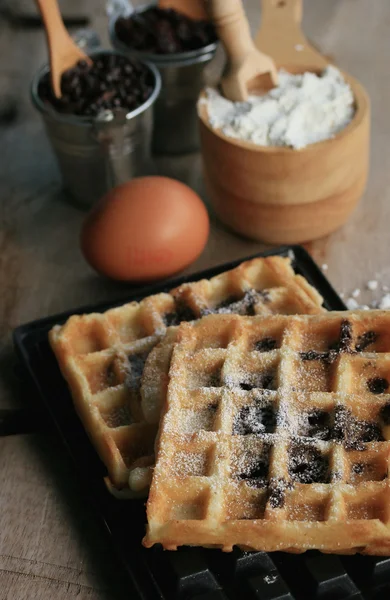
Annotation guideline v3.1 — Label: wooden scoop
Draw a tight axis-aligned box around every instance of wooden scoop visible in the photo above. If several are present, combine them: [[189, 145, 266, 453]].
[[255, 0, 329, 71], [207, 0, 278, 101], [198, 0, 370, 244], [158, 0, 209, 21], [35, 0, 92, 98]]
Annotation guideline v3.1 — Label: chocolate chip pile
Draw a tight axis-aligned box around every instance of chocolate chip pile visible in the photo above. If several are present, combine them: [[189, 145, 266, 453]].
[[115, 7, 217, 54], [38, 53, 155, 118]]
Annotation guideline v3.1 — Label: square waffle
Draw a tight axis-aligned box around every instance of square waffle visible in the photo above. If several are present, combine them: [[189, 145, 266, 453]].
[[49, 256, 324, 496], [144, 311, 390, 554]]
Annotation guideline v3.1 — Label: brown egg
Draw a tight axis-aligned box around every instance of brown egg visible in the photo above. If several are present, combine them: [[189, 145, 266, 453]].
[[81, 176, 210, 282]]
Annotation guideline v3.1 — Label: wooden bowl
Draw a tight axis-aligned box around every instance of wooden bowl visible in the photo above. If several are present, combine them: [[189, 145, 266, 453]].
[[198, 0, 370, 244]]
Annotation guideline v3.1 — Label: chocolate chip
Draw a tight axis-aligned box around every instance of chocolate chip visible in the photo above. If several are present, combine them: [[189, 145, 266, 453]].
[[380, 402, 390, 425], [38, 53, 155, 118], [300, 350, 337, 363], [209, 289, 262, 317], [233, 403, 276, 435], [359, 422, 384, 443], [339, 319, 353, 352], [172, 303, 197, 323], [115, 7, 217, 55], [126, 352, 149, 390], [352, 463, 365, 475], [304, 410, 331, 441], [214, 296, 239, 311], [236, 460, 269, 488], [334, 406, 384, 450], [207, 370, 221, 388], [355, 331, 378, 352], [329, 319, 353, 353], [255, 337, 277, 352], [238, 372, 275, 392], [163, 312, 180, 327], [239, 382, 254, 391], [332, 471, 343, 482], [289, 445, 330, 484], [367, 377, 389, 394], [105, 362, 119, 388]]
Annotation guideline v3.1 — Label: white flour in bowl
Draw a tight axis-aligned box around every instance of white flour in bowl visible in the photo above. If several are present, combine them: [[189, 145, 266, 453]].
[[199, 66, 355, 150]]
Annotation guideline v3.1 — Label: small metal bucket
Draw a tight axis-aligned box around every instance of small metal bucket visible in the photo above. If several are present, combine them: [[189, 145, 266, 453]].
[[109, 9, 218, 154], [31, 49, 161, 209]]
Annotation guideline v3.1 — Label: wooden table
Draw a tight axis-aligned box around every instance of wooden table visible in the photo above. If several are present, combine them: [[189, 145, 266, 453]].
[[1, 0, 389, 597]]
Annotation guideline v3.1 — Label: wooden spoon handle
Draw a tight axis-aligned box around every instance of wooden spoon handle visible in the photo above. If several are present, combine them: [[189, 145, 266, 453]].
[[206, 0, 256, 67], [256, 0, 328, 69], [35, 0, 72, 49], [35, 0, 90, 98]]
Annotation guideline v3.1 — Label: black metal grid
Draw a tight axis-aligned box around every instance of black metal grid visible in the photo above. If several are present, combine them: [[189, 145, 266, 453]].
[[13, 245, 390, 599]]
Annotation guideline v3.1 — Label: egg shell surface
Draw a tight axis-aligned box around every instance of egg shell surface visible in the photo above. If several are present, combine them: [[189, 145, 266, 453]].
[[81, 176, 210, 282]]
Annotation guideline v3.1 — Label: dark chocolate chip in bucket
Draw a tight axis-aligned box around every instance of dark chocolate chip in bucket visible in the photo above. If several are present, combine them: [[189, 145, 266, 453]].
[[115, 7, 217, 55], [38, 53, 155, 118], [367, 377, 389, 394]]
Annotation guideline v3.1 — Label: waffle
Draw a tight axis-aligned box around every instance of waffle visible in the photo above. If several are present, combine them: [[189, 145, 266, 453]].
[[49, 255, 324, 495], [144, 311, 390, 555]]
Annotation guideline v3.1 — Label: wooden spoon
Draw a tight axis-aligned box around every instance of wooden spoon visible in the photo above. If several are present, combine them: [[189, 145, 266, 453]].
[[35, 0, 92, 98], [207, 0, 278, 102], [255, 0, 329, 71], [158, 0, 209, 21]]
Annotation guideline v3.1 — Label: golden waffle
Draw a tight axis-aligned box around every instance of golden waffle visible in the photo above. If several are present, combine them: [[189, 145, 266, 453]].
[[144, 311, 390, 554], [141, 258, 324, 425], [49, 255, 324, 495]]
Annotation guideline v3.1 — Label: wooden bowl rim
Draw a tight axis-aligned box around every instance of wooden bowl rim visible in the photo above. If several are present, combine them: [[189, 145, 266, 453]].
[[198, 67, 370, 154]]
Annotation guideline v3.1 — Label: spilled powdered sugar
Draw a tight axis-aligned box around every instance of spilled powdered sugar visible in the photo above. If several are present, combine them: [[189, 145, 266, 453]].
[[343, 277, 390, 310]]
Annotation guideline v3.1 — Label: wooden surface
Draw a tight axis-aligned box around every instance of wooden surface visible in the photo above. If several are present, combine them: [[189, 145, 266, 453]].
[[1, 0, 390, 597]]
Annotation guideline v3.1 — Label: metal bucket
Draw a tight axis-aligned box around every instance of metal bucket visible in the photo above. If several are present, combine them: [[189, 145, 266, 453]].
[[109, 10, 218, 155], [31, 49, 161, 209]]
